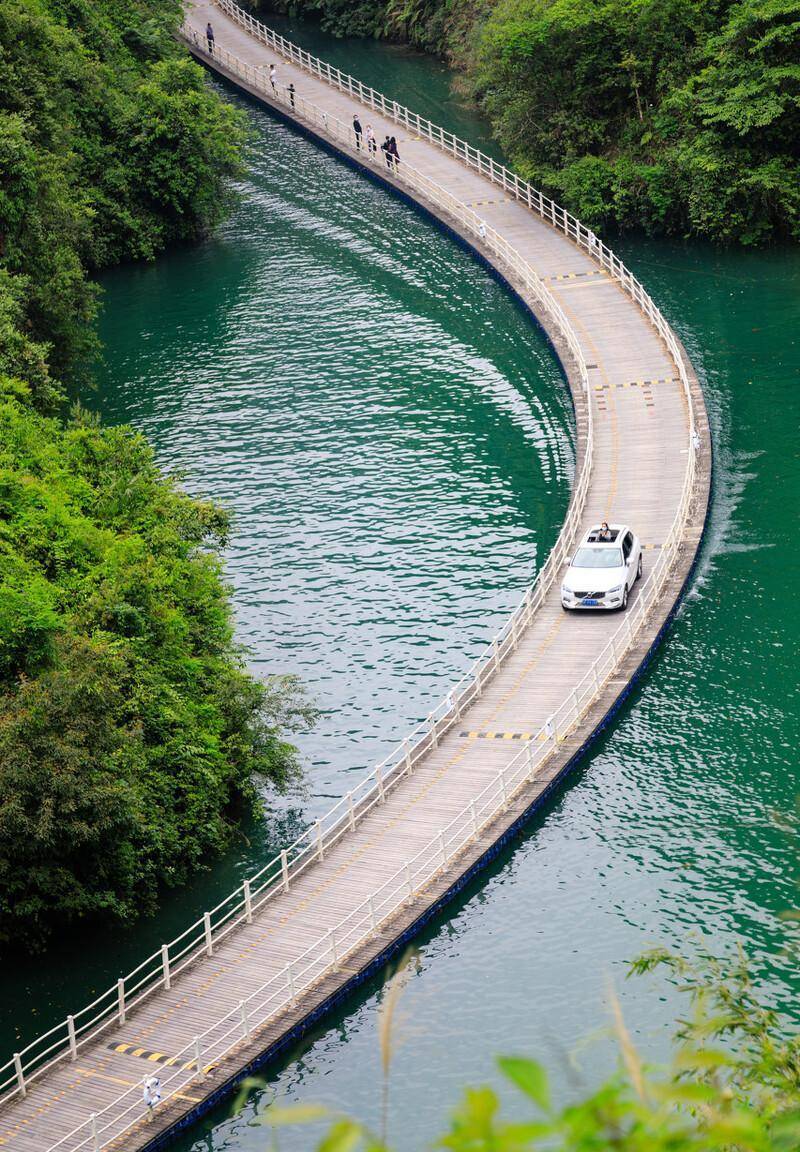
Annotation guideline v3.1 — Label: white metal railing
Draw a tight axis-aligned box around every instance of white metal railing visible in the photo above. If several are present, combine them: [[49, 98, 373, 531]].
[[3, 24, 699, 1152]]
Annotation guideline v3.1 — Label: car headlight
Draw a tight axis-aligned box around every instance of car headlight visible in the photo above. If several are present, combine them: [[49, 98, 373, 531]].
[[608, 585, 623, 594]]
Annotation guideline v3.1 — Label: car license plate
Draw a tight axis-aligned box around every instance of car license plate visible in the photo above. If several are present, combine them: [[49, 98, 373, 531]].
[[582, 598, 600, 606]]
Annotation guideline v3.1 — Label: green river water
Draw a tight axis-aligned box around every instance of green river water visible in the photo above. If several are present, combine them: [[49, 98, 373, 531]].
[[3, 18, 800, 1151]]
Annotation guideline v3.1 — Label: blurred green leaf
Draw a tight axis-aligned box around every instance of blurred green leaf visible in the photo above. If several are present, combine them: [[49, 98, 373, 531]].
[[497, 1057, 551, 1112]]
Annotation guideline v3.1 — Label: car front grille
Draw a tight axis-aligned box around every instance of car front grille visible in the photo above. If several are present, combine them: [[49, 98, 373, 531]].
[[572, 591, 606, 599]]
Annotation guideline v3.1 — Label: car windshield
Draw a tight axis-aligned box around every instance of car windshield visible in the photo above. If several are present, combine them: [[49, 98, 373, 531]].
[[572, 546, 623, 569]]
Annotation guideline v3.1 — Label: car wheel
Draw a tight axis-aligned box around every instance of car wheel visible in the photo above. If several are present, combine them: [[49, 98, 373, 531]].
[[637, 554, 643, 580], [621, 586, 628, 610]]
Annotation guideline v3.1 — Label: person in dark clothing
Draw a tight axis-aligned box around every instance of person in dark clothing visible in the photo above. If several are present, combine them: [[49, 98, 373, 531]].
[[353, 114, 363, 151], [388, 136, 400, 170], [381, 135, 392, 168], [288, 83, 296, 109], [206, 22, 215, 54]]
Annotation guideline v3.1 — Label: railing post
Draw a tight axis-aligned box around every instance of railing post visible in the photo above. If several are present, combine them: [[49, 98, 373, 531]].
[[194, 1035, 205, 1079], [377, 766, 386, 803], [348, 791, 356, 830], [90, 1112, 98, 1151], [316, 820, 324, 860], [240, 999, 251, 1039], [13, 1052, 26, 1097], [161, 944, 171, 990], [404, 739, 413, 776], [281, 848, 289, 892], [243, 878, 253, 923], [526, 741, 535, 779], [470, 800, 478, 834], [438, 830, 447, 867], [430, 713, 439, 748], [405, 862, 413, 897], [287, 963, 296, 1001], [369, 894, 378, 931], [500, 767, 508, 801], [65, 1015, 78, 1061], [328, 928, 339, 969], [117, 978, 126, 1024], [204, 912, 213, 957], [493, 639, 500, 669]]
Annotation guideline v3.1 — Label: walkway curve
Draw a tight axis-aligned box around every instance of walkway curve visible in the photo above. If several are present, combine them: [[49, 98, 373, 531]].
[[0, 7, 711, 1151]]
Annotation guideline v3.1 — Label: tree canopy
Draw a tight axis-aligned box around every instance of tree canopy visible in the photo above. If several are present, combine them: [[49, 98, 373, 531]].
[[0, 0, 311, 949]]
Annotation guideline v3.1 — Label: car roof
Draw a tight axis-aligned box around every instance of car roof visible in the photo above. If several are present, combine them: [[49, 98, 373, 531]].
[[579, 524, 629, 545]]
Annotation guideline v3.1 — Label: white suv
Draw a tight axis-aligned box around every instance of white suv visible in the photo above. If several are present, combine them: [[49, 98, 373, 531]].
[[561, 524, 642, 611]]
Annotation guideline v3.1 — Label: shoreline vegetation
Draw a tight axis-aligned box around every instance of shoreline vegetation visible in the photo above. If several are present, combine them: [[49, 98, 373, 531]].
[[0, 0, 312, 951], [259, 0, 800, 245]]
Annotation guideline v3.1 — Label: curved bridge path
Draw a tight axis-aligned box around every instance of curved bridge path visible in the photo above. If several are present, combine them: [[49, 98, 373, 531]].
[[0, 5, 710, 1151]]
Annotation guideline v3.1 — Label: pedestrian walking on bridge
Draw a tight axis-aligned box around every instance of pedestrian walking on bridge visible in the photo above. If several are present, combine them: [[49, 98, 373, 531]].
[[270, 64, 277, 92], [353, 114, 363, 151], [143, 1076, 161, 1122], [206, 22, 215, 54]]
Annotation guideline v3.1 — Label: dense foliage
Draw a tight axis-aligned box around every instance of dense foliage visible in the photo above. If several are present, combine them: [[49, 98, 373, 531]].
[[0, 0, 311, 949], [0, 382, 312, 946], [262, 0, 800, 243], [0, 0, 245, 398]]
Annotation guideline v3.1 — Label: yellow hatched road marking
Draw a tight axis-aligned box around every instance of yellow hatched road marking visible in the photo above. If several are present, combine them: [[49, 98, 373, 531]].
[[547, 269, 606, 282], [460, 731, 535, 741]]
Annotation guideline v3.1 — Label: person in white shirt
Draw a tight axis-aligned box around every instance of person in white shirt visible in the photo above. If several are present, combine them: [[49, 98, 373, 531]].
[[365, 124, 376, 157], [143, 1076, 161, 1121]]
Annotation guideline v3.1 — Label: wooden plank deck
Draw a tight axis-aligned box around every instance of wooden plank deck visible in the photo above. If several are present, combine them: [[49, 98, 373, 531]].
[[0, 6, 710, 1150]]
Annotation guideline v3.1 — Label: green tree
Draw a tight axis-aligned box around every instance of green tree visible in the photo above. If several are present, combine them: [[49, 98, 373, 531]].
[[0, 384, 314, 947]]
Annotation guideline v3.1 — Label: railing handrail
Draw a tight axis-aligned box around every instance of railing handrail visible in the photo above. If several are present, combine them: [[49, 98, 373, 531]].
[[4, 25, 699, 1151]]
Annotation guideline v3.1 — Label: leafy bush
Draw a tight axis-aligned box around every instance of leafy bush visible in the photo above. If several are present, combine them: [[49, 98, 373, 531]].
[[0, 385, 313, 946], [0, 0, 246, 394], [0, 0, 310, 949], [476, 0, 800, 242]]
